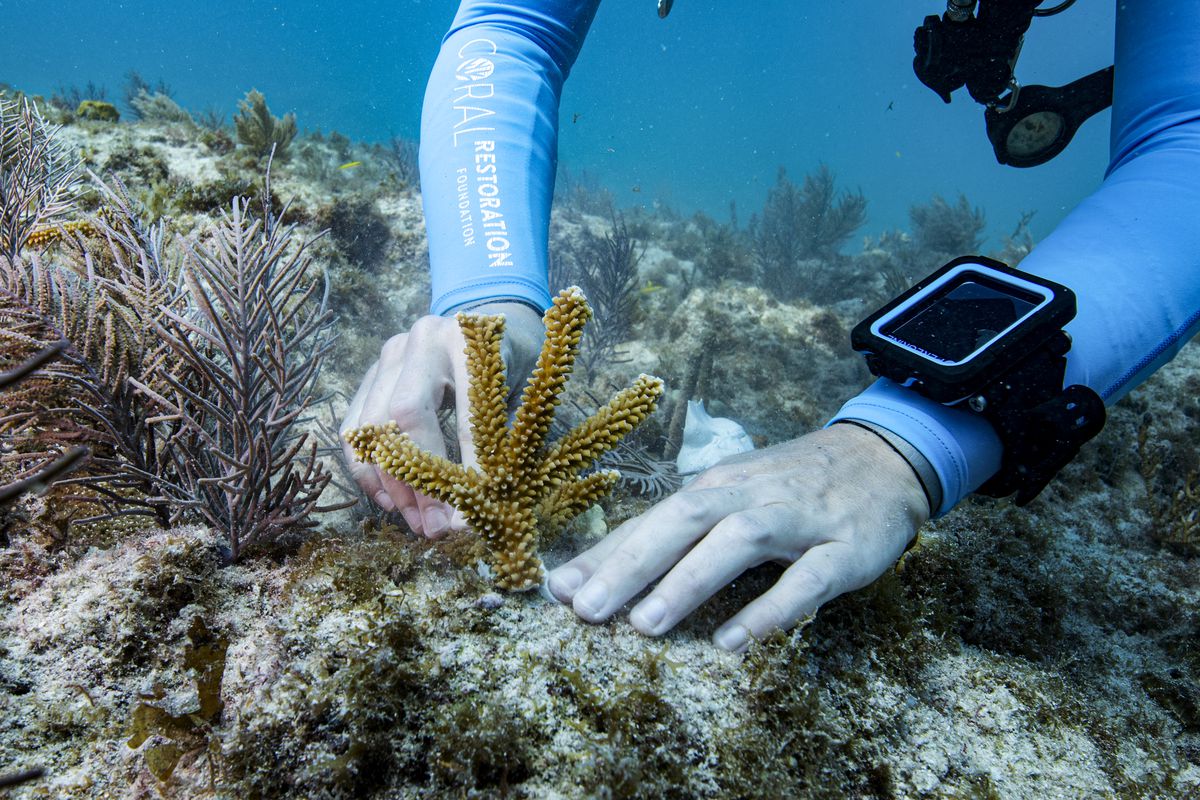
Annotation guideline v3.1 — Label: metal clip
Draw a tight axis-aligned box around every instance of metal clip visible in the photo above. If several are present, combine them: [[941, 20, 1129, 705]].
[[991, 78, 1022, 114]]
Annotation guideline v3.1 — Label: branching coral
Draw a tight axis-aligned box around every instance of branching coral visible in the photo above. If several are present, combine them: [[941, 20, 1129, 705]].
[[346, 287, 663, 590]]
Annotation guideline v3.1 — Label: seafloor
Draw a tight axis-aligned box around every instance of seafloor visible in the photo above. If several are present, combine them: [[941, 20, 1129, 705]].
[[1, 101, 1198, 799]]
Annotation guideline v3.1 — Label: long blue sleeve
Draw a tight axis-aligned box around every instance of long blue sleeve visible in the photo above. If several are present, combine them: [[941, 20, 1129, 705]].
[[831, 1, 1200, 516], [420, 0, 600, 316]]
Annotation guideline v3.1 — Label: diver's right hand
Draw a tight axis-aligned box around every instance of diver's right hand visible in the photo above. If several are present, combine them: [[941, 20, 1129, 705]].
[[340, 302, 544, 537]]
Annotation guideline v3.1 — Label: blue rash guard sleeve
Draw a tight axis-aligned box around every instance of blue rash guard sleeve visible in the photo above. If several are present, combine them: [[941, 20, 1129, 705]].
[[420, 0, 600, 317], [831, 1, 1200, 517]]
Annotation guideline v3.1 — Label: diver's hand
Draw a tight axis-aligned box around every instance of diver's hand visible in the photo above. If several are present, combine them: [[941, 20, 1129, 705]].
[[340, 302, 543, 537], [546, 423, 929, 650]]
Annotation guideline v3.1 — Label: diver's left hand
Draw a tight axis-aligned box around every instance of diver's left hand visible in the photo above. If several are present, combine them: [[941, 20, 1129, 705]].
[[546, 423, 930, 651]]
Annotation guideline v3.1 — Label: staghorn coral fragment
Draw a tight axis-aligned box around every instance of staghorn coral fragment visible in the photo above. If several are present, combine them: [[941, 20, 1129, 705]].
[[346, 287, 663, 591]]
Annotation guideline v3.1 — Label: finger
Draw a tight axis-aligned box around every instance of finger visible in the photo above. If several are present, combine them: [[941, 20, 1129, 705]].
[[547, 470, 788, 606], [628, 504, 802, 637], [544, 513, 644, 603], [346, 338, 409, 513], [556, 484, 753, 623], [711, 541, 858, 652], [341, 361, 378, 434], [391, 321, 465, 537], [365, 328, 457, 536], [341, 359, 389, 504], [355, 333, 412, 429]]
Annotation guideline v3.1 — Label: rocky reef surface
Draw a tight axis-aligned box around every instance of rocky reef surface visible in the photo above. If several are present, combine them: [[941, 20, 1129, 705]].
[[0, 103, 1197, 799]]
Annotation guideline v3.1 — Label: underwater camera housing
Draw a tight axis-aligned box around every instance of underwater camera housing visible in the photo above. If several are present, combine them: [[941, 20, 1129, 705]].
[[914, 0, 1113, 167], [852, 256, 1106, 504]]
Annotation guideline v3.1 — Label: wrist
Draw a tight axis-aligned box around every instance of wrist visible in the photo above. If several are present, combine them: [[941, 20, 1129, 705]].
[[835, 417, 936, 522], [828, 380, 1004, 517], [834, 419, 939, 520]]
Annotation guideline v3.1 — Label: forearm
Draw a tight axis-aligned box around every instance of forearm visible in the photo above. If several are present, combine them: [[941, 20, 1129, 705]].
[[832, 0, 1200, 515], [420, 0, 600, 316]]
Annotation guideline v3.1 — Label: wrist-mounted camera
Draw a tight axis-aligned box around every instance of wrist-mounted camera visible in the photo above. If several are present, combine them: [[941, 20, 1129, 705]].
[[852, 256, 1105, 504]]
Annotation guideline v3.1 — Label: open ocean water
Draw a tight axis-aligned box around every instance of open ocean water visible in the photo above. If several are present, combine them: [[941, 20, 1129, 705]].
[[0, 0, 1115, 249]]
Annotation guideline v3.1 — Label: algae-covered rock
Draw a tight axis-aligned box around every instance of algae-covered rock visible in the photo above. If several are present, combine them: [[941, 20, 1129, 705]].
[[75, 99, 119, 122]]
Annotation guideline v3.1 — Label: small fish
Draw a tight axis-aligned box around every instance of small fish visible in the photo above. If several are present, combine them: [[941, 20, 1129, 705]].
[[338, 160, 362, 170], [640, 280, 665, 295], [572, 112, 581, 124], [658, 0, 674, 19], [631, 185, 642, 193], [886, 101, 894, 111]]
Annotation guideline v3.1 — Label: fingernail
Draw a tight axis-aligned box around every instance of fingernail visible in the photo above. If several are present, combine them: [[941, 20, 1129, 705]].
[[574, 579, 609, 619], [547, 567, 584, 601], [631, 596, 668, 634], [714, 624, 749, 652], [374, 491, 396, 512], [423, 507, 449, 535]]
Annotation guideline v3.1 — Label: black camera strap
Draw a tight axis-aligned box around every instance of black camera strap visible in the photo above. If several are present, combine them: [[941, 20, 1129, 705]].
[[971, 330, 1106, 504]]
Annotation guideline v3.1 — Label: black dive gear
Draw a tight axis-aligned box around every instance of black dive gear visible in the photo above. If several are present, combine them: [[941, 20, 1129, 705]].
[[851, 256, 1105, 504], [914, 0, 1113, 168]]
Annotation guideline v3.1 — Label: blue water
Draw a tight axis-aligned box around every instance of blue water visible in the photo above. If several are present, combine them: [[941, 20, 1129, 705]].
[[0, 0, 1115, 249]]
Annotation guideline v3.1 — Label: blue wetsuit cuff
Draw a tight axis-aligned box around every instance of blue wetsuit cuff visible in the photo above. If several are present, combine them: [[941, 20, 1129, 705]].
[[431, 278, 553, 317], [827, 379, 1003, 517]]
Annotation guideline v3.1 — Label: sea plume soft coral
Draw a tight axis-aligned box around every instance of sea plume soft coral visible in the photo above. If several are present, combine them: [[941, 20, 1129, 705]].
[[234, 89, 297, 161], [749, 164, 866, 301], [1, 94, 345, 554], [0, 96, 82, 261], [132, 177, 347, 559], [0, 175, 202, 530], [0, 343, 87, 514]]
